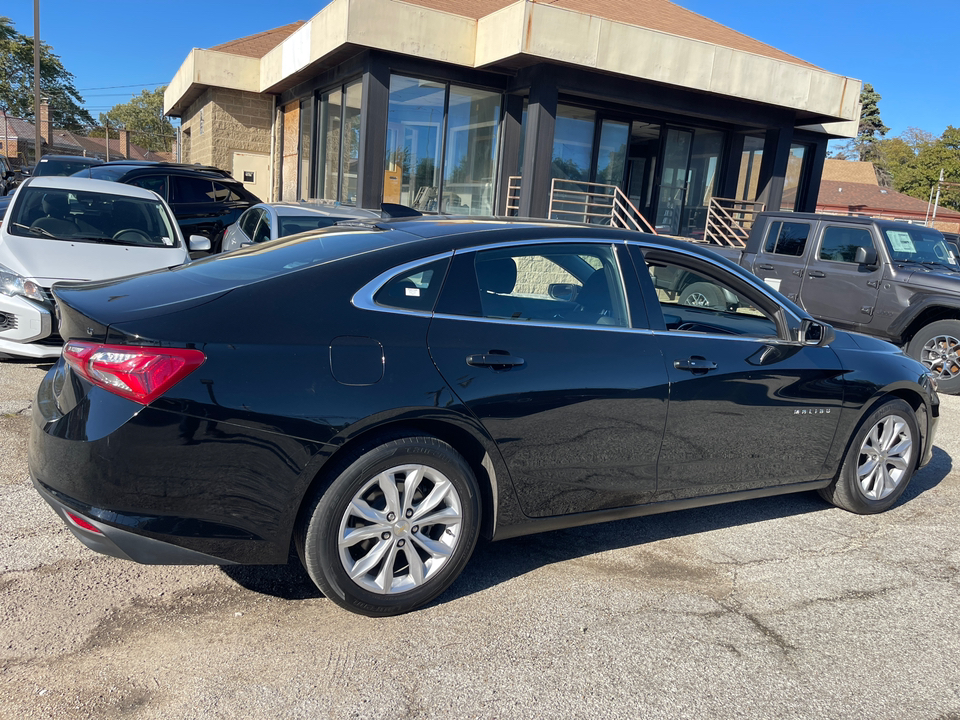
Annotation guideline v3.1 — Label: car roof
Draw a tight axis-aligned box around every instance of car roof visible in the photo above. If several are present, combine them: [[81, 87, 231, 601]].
[[101, 160, 231, 176], [23, 175, 166, 200], [261, 202, 381, 219], [39, 155, 103, 163]]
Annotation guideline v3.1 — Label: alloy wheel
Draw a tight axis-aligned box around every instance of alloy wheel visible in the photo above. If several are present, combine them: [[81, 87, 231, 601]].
[[337, 463, 463, 594], [920, 333, 960, 380], [856, 413, 913, 501]]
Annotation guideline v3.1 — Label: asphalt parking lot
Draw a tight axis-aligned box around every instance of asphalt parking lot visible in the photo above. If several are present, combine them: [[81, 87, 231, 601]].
[[2, 357, 960, 720]]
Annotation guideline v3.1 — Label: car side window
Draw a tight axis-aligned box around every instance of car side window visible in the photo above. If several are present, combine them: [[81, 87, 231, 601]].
[[763, 221, 810, 257], [211, 182, 242, 202], [462, 243, 628, 328], [239, 209, 261, 238], [374, 258, 450, 312], [252, 213, 272, 244], [818, 226, 875, 263], [171, 177, 214, 203], [643, 250, 780, 338], [127, 175, 167, 200]]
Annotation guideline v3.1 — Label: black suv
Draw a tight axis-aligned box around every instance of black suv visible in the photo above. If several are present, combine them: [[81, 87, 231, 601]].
[[73, 161, 261, 251]]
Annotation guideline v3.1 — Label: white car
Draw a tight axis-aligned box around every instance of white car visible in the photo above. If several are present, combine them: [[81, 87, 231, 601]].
[[0, 176, 210, 359], [221, 202, 379, 252]]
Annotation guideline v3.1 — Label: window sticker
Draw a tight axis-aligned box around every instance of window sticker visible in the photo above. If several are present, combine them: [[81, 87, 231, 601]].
[[405, 287, 421, 297], [763, 277, 782, 292], [888, 230, 916, 253]]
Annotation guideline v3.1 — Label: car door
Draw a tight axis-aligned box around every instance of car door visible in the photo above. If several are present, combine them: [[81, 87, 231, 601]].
[[631, 244, 845, 499], [798, 223, 884, 330], [751, 219, 813, 303], [427, 239, 670, 518], [169, 176, 228, 242]]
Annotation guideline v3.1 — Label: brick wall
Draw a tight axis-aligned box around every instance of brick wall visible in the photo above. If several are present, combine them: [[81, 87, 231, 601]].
[[179, 88, 272, 174]]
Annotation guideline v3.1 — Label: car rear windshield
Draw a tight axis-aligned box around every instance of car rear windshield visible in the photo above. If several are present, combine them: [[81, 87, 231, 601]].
[[34, 159, 102, 177], [7, 187, 180, 247], [277, 216, 346, 237]]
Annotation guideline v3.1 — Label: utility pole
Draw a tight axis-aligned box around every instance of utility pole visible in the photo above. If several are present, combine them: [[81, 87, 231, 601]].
[[932, 169, 944, 223], [33, 0, 41, 164]]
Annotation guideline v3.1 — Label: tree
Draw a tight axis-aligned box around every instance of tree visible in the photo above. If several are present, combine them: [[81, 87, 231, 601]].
[[0, 16, 92, 130], [91, 87, 175, 153], [853, 83, 889, 163], [881, 126, 960, 213]]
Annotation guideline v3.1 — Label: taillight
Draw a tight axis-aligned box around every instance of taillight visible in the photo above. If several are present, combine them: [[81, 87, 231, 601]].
[[62, 341, 205, 405]]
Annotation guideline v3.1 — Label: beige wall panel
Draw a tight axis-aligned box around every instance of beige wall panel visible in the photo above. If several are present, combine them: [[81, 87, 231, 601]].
[[771, 61, 811, 110], [523, 4, 600, 67], [598, 23, 715, 89], [194, 50, 260, 92], [282, 22, 313, 78], [346, 0, 476, 65], [311, 0, 350, 61], [475, 1, 525, 68]]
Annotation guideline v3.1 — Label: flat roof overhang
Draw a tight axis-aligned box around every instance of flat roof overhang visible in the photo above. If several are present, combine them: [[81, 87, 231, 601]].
[[165, 0, 862, 137]]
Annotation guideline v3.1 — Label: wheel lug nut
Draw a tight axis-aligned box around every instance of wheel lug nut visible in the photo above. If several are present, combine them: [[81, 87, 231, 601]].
[[397, 539, 406, 547], [405, 509, 414, 518], [386, 512, 396, 522], [412, 525, 419, 534], [381, 531, 391, 540]]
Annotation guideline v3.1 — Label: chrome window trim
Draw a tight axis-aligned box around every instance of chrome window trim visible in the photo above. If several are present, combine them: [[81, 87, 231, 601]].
[[352, 251, 454, 316]]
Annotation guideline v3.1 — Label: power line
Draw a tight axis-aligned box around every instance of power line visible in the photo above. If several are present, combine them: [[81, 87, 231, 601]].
[[76, 82, 167, 91]]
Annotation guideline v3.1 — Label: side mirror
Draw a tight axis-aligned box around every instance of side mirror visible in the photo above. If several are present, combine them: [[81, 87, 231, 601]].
[[548, 283, 578, 302], [188, 234, 211, 252], [855, 246, 878, 267], [799, 318, 835, 347]]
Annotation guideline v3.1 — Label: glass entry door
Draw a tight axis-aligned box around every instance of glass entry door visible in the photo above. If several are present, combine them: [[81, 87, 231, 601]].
[[654, 128, 693, 235]]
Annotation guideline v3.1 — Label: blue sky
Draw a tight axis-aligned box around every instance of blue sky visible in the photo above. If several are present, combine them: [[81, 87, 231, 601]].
[[3, 0, 957, 139]]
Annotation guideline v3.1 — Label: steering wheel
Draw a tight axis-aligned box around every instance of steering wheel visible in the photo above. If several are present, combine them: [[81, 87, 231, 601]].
[[112, 228, 154, 245]]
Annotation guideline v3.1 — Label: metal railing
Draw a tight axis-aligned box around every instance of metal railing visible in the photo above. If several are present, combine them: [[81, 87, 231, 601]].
[[505, 175, 521, 216], [548, 178, 657, 234], [703, 197, 765, 247]]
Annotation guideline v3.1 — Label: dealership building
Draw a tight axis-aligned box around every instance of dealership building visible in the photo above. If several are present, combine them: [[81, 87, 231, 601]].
[[164, 0, 861, 238]]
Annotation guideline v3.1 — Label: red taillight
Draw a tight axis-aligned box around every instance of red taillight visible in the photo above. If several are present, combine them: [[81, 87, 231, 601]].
[[62, 341, 205, 405], [65, 510, 101, 534]]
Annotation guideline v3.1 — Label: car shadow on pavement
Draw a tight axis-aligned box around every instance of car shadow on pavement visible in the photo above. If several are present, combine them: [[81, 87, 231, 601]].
[[219, 447, 951, 605]]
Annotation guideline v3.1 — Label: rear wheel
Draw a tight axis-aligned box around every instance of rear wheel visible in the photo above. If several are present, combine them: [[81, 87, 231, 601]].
[[907, 320, 960, 394], [299, 435, 480, 616], [818, 398, 918, 514]]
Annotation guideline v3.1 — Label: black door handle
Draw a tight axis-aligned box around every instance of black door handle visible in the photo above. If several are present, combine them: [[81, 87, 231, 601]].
[[674, 357, 717, 372], [808, 270, 826, 278], [466, 354, 525, 369], [757, 263, 775, 271]]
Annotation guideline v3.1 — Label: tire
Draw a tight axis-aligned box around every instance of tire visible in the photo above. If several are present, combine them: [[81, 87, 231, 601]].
[[681, 282, 726, 311], [907, 320, 960, 395], [818, 398, 918, 514], [298, 435, 480, 617]]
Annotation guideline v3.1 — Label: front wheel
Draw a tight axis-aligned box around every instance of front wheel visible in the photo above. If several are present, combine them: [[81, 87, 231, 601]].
[[681, 282, 727, 311], [818, 398, 918, 514], [907, 320, 960, 394], [299, 435, 481, 616]]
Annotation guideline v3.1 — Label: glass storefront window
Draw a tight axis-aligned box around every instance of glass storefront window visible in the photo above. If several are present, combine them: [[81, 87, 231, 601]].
[[551, 105, 595, 182], [383, 75, 502, 215], [681, 128, 724, 237], [299, 98, 313, 201], [315, 79, 363, 204], [442, 85, 501, 215], [595, 120, 629, 188], [781, 143, 809, 211], [737, 135, 764, 202]]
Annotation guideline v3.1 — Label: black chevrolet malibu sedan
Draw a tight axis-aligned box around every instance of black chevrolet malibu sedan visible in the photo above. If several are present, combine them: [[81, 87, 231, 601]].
[[29, 217, 939, 616]]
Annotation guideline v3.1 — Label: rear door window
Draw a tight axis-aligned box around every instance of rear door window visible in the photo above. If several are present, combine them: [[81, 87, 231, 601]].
[[763, 221, 810, 257], [126, 175, 168, 200], [171, 177, 214, 203]]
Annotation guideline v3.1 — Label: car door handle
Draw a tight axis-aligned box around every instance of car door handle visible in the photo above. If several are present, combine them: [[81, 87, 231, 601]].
[[808, 270, 826, 278], [757, 263, 775, 271], [466, 353, 525, 369], [674, 357, 717, 372]]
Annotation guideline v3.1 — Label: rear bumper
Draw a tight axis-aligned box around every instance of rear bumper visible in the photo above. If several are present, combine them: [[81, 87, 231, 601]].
[[33, 478, 236, 565]]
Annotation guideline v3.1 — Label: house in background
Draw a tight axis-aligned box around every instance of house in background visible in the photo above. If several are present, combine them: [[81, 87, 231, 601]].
[[164, 0, 863, 238], [817, 159, 960, 234], [0, 105, 171, 167]]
